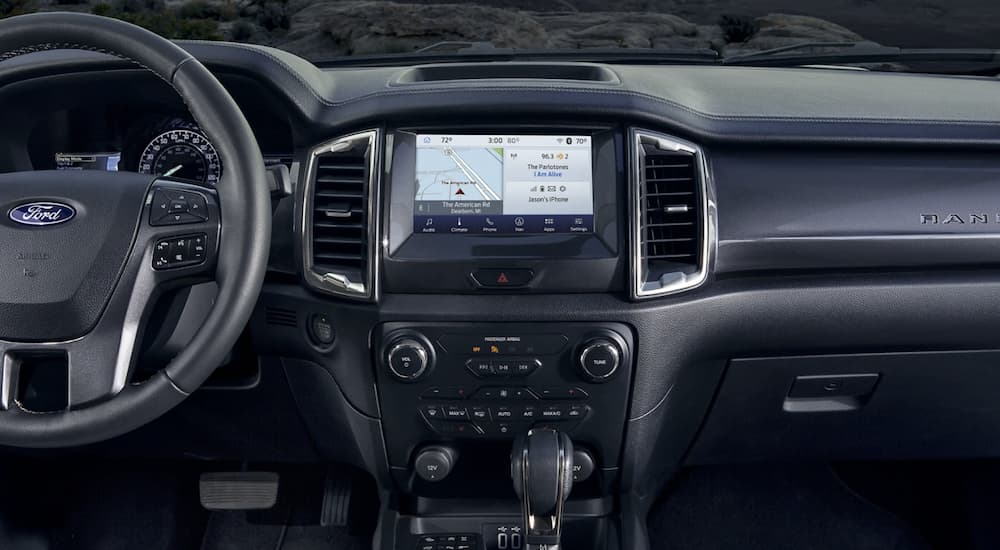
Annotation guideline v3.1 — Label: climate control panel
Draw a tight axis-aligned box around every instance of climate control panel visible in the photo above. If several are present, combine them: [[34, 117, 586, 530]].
[[374, 322, 633, 488]]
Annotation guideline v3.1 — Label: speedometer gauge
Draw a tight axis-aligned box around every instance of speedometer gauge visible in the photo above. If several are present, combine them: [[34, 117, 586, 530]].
[[139, 129, 221, 185]]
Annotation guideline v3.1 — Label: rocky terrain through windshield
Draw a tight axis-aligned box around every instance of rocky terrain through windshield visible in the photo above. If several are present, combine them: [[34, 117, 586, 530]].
[[8, 0, 1000, 60]]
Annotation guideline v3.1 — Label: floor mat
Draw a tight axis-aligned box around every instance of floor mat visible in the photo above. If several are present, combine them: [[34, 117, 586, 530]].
[[200, 511, 369, 550], [0, 460, 208, 550], [647, 464, 931, 550]]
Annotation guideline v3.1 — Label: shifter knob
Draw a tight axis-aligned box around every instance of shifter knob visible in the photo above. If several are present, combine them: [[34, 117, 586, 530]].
[[511, 429, 574, 549]]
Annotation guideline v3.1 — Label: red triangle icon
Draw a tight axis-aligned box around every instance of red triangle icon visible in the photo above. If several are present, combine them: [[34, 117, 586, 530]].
[[455, 188, 465, 195], [496, 272, 509, 284]]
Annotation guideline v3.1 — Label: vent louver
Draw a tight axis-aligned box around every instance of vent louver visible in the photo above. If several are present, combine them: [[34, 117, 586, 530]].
[[630, 129, 712, 299], [302, 130, 379, 300]]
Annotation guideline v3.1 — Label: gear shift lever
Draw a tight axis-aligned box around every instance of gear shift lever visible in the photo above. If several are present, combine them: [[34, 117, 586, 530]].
[[511, 428, 574, 550]]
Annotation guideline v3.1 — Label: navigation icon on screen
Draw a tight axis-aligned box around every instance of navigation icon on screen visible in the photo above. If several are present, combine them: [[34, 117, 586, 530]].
[[514, 217, 525, 227]]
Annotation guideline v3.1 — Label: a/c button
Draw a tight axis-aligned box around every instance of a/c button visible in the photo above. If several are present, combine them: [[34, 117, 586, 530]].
[[471, 268, 534, 288]]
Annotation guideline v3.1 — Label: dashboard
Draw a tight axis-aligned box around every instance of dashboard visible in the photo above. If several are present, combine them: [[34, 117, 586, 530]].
[[4, 43, 1000, 550]]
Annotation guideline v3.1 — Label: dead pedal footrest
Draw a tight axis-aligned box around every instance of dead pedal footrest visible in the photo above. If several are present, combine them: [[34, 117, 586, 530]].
[[199, 471, 279, 511]]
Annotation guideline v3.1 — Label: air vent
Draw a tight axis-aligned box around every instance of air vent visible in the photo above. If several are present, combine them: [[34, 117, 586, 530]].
[[265, 307, 297, 328], [302, 130, 379, 300], [630, 129, 712, 299]]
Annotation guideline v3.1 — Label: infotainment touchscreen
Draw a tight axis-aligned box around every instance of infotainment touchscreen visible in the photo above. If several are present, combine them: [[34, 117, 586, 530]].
[[412, 134, 593, 235]]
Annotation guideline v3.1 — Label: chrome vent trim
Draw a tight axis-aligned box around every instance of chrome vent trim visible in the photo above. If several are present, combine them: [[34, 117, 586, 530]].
[[301, 130, 381, 301], [629, 128, 716, 300]]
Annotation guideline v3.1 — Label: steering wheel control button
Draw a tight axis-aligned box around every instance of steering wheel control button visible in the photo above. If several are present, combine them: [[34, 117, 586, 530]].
[[471, 268, 534, 289], [578, 339, 622, 382], [150, 189, 210, 225], [191, 234, 207, 261], [152, 233, 208, 270], [152, 240, 171, 269]]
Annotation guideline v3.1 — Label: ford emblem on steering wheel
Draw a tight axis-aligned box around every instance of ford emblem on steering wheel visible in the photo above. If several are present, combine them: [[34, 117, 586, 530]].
[[8, 201, 77, 226]]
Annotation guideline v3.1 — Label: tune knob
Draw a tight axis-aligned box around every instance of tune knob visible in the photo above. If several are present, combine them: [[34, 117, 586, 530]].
[[577, 338, 621, 382], [413, 445, 457, 482], [386, 337, 431, 381]]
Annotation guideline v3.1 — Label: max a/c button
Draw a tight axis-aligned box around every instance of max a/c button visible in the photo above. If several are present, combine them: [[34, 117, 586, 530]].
[[471, 268, 534, 288]]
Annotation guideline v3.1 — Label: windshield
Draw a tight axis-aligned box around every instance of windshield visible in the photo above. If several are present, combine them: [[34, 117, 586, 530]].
[[2, 1, 999, 68]]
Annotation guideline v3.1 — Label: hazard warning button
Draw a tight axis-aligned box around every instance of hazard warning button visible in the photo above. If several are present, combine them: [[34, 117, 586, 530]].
[[471, 268, 535, 289]]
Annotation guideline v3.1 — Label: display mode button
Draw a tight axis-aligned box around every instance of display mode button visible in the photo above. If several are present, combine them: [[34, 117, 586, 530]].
[[471, 268, 534, 288]]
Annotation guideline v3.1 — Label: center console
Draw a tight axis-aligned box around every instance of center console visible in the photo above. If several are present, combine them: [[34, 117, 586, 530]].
[[377, 322, 632, 483], [364, 125, 635, 549], [376, 322, 632, 549]]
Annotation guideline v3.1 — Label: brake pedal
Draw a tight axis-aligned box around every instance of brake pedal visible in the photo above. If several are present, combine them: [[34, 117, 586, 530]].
[[199, 471, 279, 511], [321, 468, 352, 527]]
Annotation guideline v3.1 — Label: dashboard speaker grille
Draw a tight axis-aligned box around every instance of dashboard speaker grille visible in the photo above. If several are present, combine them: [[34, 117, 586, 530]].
[[264, 307, 297, 328], [630, 129, 712, 299], [303, 130, 380, 300]]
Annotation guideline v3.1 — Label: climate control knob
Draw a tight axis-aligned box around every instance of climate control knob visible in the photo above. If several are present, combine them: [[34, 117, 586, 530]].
[[578, 338, 621, 382], [386, 338, 431, 381]]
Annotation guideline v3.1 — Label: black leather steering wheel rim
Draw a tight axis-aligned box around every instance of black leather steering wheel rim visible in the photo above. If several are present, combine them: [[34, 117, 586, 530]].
[[0, 12, 271, 447]]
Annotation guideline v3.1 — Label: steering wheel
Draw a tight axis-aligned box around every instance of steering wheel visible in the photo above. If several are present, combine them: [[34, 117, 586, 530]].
[[0, 13, 271, 447]]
